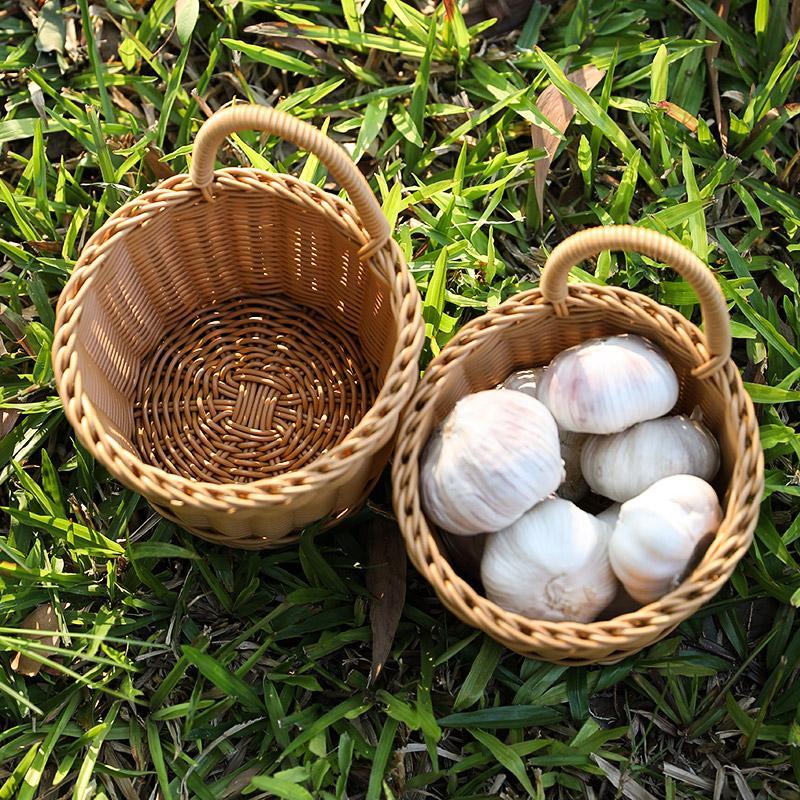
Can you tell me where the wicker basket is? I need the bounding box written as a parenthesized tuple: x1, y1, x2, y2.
(393, 226, 763, 665)
(53, 104, 424, 549)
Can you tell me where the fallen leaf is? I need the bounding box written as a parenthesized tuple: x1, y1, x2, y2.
(0, 410, 19, 440)
(28, 240, 62, 254)
(793, 0, 800, 35)
(35, 0, 65, 55)
(705, 0, 730, 151)
(28, 81, 47, 122)
(365, 517, 406, 686)
(592, 755, 659, 800)
(662, 763, 714, 790)
(143, 146, 175, 180)
(110, 87, 145, 120)
(274, 37, 341, 69)
(656, 101, 699, 133)
(531, 65, 605, 225)
(729, 767, 756, 800)
(10, 603, 60, 677)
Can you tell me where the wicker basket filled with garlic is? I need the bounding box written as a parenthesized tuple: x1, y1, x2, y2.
(392, 225, 763, 665)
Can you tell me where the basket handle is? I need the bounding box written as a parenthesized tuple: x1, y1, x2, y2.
(540, 225, 731, 377)
(190, 104, 391, 256)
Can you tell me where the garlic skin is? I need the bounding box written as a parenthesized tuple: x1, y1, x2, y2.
(501, 368, 546, 396)
(537, 335, 680, 434)
(581, 415, 720, 502)
(481, 498, 618, 622)
(500, 369, 588, 503)
(420, 390, 564, 535)
(608, 475, 722, 604)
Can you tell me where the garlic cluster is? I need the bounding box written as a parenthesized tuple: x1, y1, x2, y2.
(419, 333, 724, 624)
(501, 368, 588, 503)
(481, 498, 617, 622)
(420, 390, 563, 535)
(537, 335, 679, 434)
(581, 415, 720, 502)
(608, 475, 722, 603)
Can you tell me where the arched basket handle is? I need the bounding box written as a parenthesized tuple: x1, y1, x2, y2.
(190, 104, 391, 257)
(540, 225, 732, 377)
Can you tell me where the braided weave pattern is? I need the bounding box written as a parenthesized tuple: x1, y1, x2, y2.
(392, 227, 763, 665)
(52, 106, 425, 547)
(133, 297, 377, 484)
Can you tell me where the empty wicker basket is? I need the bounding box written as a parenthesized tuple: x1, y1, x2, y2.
(53, 104, 424, 549)
(393, 226, 764, 665)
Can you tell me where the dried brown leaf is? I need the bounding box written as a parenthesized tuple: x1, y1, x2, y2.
(366, 517, 406, 686)
(143, 146, 176, 181)
(656, 101, 699, 134)
(793, 0, 800, 35)
(531, 65, 605, 224)
(729, 767, 755, 800)
(10, 603, 60, 677)
(275, 37, 341, 69)
(442, 0, 456, 22)
(110, 87, 145, 120)
(0, 410, 19, 440)
(592, 755, 659, 800)
(662, 763, 714, 790)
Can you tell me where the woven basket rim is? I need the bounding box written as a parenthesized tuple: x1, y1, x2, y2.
(392, 283, 764, 651)
(53, 167, 424, 506)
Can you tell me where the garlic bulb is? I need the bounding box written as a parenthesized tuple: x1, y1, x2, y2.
(608, 475, 722, 604)
(501, 368, 545, 396)
(581, 415, 720, 502)
(420, 390, 564, 535)
(537, 335, 679, 434)
(596, 503, 621, 529)
(500, 368, 588, 502)
(481, 497, 618, 622)
(557, 429, 589, 502)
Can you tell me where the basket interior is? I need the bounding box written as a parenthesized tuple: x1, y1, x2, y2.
(71, 185, 398, 483)
(419, 302, 744, 606)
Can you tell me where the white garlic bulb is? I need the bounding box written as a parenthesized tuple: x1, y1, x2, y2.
(581, 415, 720, 502)
(501, 368, 545, 396)
(537, 335, 679, 434)
(500, 368, 588, 502)
(608, 474, 722, 604)
(481, 497, 618, 622)
(420, 390, 564, 535)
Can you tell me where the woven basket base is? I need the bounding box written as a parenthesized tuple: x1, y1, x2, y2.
(133, 295, 378, 485)
(150, 495, 368, 549)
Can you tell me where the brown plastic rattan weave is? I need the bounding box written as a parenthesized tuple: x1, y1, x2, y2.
(393, 226, 764, 665)
(53, 104, 424, 549)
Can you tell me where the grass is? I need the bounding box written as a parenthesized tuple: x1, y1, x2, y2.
(1, 0, 799, 797)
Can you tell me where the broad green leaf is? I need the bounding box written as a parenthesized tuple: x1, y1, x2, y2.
(221, 38, 320, 77)
(175, 0, 199, 45)
(182, 646, 263, 711)
(453, 637, 503, 711)
(536, 47, 662, 193)
(471, 729, 536, 796)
